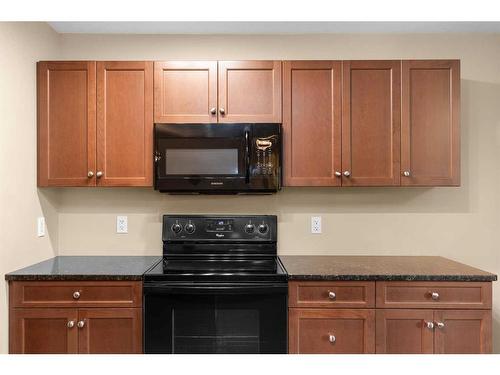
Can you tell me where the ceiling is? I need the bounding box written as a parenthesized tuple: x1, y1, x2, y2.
(48, 21, 500, 34)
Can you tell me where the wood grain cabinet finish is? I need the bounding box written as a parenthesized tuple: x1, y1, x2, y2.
(376, 281, 492, 309)
(154, 61, 218, 123)
(289, 309, 375, 354)
(289, 281, 375, 308)
(97, 61, 153, 186)
(376, 309, 434, 354)
(9, 281, 143, 354)
(37, 61, 96, 186)
(342, 60, 401, 186)
(282, 61, 342, 186)
(401, 60, 460, 186)
(218, 60, 282, 123)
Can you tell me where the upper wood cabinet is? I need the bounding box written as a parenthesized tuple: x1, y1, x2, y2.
(37, 61, 96, 186)
(97, 61, 153, 186)
(283, 61, 342, 186)
(401, 60, 460, 186)
(154, 61, 218, 123)
(342, 61, 401, 186)
(38, 61, 153, 187)
(218, 60, 282, 123)
(154, 60, 282, 124)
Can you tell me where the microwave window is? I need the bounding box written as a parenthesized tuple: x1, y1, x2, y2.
(165, 149, 239, 175)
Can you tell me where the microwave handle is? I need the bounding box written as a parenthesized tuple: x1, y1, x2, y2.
(245, 131, 250, 183)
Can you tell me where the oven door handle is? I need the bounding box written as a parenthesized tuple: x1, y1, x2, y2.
(245, 131, 250, 183)
(144, 283, 287, 295)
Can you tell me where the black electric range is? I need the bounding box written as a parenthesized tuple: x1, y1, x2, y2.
(143, 215, 288, 354)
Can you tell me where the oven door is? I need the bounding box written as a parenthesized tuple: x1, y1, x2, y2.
(154, 124, 250, 192)
(144, 282, 288, 354)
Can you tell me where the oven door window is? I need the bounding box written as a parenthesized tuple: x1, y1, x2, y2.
(144, 291, 287, 354)
(158, 138, 246, 177)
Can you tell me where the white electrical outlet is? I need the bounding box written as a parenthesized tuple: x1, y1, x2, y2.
(311, 216, 322, 234)
(116, 216, 128, 234)
(37, 217, 45, 237)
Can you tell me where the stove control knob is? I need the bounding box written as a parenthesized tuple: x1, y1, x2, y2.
(185, 223, 196, 234)
(244, 223, 255, 234)
(171, 223, 182, 234)
(258, 224, 268, 234)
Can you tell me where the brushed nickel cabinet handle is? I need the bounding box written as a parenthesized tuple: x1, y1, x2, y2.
(77, 320, 85, 328)
(67, 320, 75, 328)
(403, 170, 410, 177)
(210, 107, 217, 115)
(87, 171, 94, 178)
(219, 108, 225, 115)
(436, 321, 445, 329)
(73, 291, 81, 300)
(343, 171, 351, 177)
(328, 291, 336, 300)
(334, 171, 342, 177)
(328, 334, 336, 343)
(430, 292, 440, 300)
(96, 171, 103, 178)
(425, 321, 434, 330)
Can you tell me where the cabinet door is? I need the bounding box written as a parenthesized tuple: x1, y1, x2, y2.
(9, 308, 78, 354)
(97, 61, 153, 186)
(283, 61, 342, 186)
(154, 61, 217, 123)
(289, 309, 375, 354)
(434, 310, 492, 354)
(218, 60, 281, 123)
(401, 60, 460, 186)
(376, 309, 434, 353)
(37, 61, 96, 186)
(342, 61, 401, 186)
(78, 308, 142, 354)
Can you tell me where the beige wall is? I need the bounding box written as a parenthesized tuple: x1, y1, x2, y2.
(1, 26, 500, 353)
(0, 22, 61, 354)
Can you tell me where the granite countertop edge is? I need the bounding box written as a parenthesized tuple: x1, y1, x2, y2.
(4, 274, 145, 281)
(287, 274, 497, 282)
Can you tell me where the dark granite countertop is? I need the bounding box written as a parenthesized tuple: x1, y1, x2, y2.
(279, 256, 497, 282)
(5, 256, 161, 281)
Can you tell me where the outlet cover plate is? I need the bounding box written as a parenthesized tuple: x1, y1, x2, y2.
(116, 216, 128, 234)
(37, 217, 45, 237)
(311, 216, 322, 234)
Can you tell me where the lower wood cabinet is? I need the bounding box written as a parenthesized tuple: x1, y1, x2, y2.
(288, 281, 493, 354)
(9, 281, 143, 354)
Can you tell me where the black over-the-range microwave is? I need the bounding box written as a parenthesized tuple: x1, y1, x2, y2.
(154, 123, 282, 193)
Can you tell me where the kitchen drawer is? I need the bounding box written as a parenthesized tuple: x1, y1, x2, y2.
(376, 281, 492, 309)
(288, 308, 375, 354)
(289, 281, 375, 308)
(10, 281, 142, 308)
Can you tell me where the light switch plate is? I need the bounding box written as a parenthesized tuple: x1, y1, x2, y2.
(116, 216, 128, 234)
(37, 217, 45, 237)
(311, 216, 322, 234)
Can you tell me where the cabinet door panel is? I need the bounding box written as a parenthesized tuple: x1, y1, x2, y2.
(97, 61, 153, 186)
(218, 60, 281, 123)
(434, 310, 491, 354)
(376, 309, 434, 354)
(342, 61, 401, 186)
(401, 60, 460, 186)
(154, 61, 217, 123)
(283, 61, 342, 186)
(289, 309, 375, 354)
(38, 61, 96, 186)
(9, 308, 78, 354)
(78, 308, 142, 354)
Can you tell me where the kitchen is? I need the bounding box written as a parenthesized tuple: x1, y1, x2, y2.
(1, 5, 500, 370)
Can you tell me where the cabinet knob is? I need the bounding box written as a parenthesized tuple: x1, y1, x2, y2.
(430, 292, 440, 300)
(328, 334, 336, 343)
(334, 171, 342, 177)
(77, 320, 85, 328)
(425, 321, 434, 330)
(403, 170, 411, 177)
(72, 291, 81, 300)
(219, 108, 225, 115)
(67, 320, 75, 328)
(96, 171, 103, 178)
(343, 171, 351, 177)
(328, 291, 336, 300)
(87, 171, 94, 178)
(210, 107, 217, 115)
(435, 321, 445, 329)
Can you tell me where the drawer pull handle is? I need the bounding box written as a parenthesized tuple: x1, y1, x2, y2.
(73, 291, 81, 299)
(67, 320, 75, 328)
(328, 291, 336, 300)
(328, 334, 336, 343)
(436, 321, 445, 329)
(77, 320, 85, 328)
(430, 292, 440, 300)
(425, 321, 434, 330)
